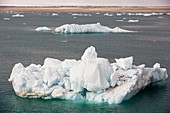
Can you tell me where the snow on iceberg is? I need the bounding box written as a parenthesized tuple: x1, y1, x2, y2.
(12, 14, 24, 18)
(35, 26, 52, 32)
(8, 46, 168, 104)
(55, 23, 136, 34)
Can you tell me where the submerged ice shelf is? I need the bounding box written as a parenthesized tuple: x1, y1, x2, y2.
(9, 46, 168, 104)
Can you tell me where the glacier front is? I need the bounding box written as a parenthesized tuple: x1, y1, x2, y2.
(55, 23, 136, 34)
(8, 46, 168, 104)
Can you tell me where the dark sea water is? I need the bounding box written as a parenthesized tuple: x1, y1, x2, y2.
(0, 11, 170, 113)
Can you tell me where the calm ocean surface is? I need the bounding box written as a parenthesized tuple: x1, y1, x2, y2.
(0, 11, 170, 113)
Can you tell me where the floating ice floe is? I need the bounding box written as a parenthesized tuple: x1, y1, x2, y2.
(12, 14, 24, 18)
(143, 13, 152, 17)
(117, 13, 122, 16)
(71, 13, 91, 16)
(126, 12, 163, 16)
(104, 13, 113, 16)
(55, 23, 135, 33)
(128, 20, 139, 23)
(52, 13, 58, 16)
(9, 46, 168, 104)
(4, 18, 10, 21)
(35, 26, 52, 32)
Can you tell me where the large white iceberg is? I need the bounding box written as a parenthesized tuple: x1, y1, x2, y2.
(9, 46, 168, 104)
(55, 23, 136, 34)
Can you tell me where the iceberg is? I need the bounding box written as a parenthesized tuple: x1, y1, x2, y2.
(52, 13, 58, 16)
(35, 26, 52, 32)
(12, 14, 24, 18)
(104, 13, 113, 16)
(71, 13, 92, 16)
(55, 23, 135, 34)
(9, 46, 168, 104)
(4, 18, 10, 21)
(128, 20, 139, 23)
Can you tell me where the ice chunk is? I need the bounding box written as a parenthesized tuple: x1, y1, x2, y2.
(55, 23, 136, 33)
(43, 58, 62, 69)
(112, 27, 135, 33)
(4, 18, 10, 21)
(70, 46, 112, 92)
(71, 13, 91, 16)
(52, 13, 58, 16)
(43, 58, 64, 87)
(35, 27, 52, 32)
(12, 14, 24, 18)
(62, 59, 80, 70)
(8, 63, 25, 82)
(153, 63, 160, 69)
(115, 56, 133, 70)
(128, 20, 139, 22)
(51, 85, 66, 98)
(104, 13, 113, 16)
(116, 20, 124, 22)
(70, 62, 85, 92)
(62, 59, 80, 76)
(83, 58, 112, 91)
(110, 72, 119, 87)
(143, 13, 151, 16)
(81, 46, 97, 62)
(70, 58, 112, 92)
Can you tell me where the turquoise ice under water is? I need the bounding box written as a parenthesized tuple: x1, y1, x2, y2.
(0, 12, 170, 113)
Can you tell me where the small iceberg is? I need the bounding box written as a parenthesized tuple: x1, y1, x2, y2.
(117, 13, 122, 16)
(167, 13, 170, 15)
(104, 13, 113, 16)
(52, 13, 58, 16)
(12, 14, 24, 18)
(128, 20, 139, 23)
(71, 13, 91, 16)
(9, 46, 168, 104)
(143, 13, 151, 17)
(35, 26, 52, 32)
(4, 18, 10, 21)
(55, 23, 136, 34)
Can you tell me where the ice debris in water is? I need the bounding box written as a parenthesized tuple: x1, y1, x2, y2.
(12, 14, 24, 18)
(128, 20, 139, 22)
(35, 26, 52, 32)
(55, 23, 136, 33)
(4, 18, 10, 21)
(9, 46, 168, 104)
(52, 13, 58, 16)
